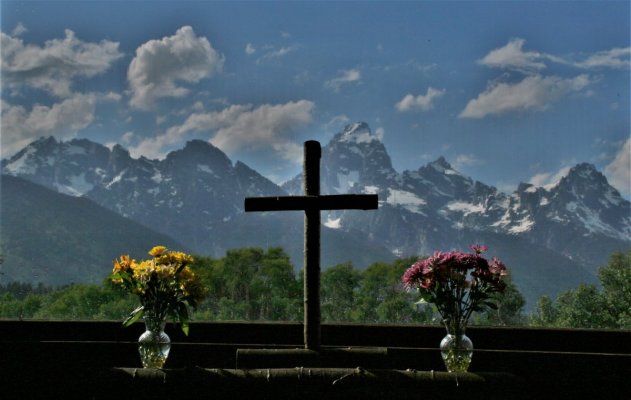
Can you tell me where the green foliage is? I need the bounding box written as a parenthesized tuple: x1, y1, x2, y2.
(353, 257, 429, 324)
(531, 251, 631, 329)
(598, 251, 631, 329)
(191, 248, 302, 321)
(472, 276, 527, 326)
(321, 262, 361, 322)
(34, 284, 137, 320)
(530, 295, 557, 327)
(0, 246, 532, 327)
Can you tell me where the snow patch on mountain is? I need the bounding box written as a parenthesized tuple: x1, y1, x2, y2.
(324, 215, 342, 229)
(508, 217, 535, 234)
(387, 188, 426, 214)
(151, 171, 163, 184)
(4, 147, 37, 175)
(335, 170, 359, 192)
(197, 164, 216, 176)
(55, 173, 94, 196)
(567, 201, 629, 240)
(106, 171, 125, 189)
(446, 201, 485, 215)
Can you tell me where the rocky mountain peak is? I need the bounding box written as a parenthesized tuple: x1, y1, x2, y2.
(111, 143, 130, 156)
(427, 156, 455, 173)
(550, 162, 622, 204)
(30, 135, 58, 150)
(561, 163, 608, 187)
(181, 139, 228, 158)
(2, 136, 56, 173)
(164, 139, 233, 172)
(335, 122, 380, 145)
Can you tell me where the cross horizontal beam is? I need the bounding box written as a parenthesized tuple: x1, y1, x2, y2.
(244, 194, 378, 212)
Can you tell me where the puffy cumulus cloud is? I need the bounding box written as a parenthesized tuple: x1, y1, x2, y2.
(604, 138, 631, 198)
(268, 141, 304, 165)
(395, 87, 445, 112)
(1, 93, 117, 157)
(459, 74, 590, 118)
(1, 28, 122, 97)
(129, 100, 315, 161)
(576, 47, 631, 70)
(325, 69, 361, 92)
(209, 101, 315, 158)
(127, 26, 224, 110)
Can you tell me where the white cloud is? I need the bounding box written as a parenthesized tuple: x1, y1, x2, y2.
(575, 47, 631, 70)
(459, 74, 590, 118)
(209, 101, 315, 157)
(395, 87, 445, 112)
(604, 138, 631, 198)
(479, 38, 549, 72)
(454, 154, 483, 169)
(325, 69, 361, 92)
(1, 93, 117, 157)
(245, 43, 256, 55)
(127, 26, 224, 110)
(129, 100, 315, 161)
(11, 22, 27, 36)
(375, 127, 385, 141)
(269, 141, 303, 164)
(121, 131, 135, 144)
(1, 29, 122, 97)
(324, 115, 350, 132)
(256, 45, 298, 64)
(480, 38, 630, 72)
(529, 166, 572, 189)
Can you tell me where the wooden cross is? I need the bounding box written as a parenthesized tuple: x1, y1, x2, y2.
(244, 140, 378, 351)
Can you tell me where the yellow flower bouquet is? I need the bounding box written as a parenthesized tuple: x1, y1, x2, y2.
(111, 246, 207, 335)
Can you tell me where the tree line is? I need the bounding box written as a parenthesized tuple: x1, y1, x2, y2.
(0, 248, 628, 329)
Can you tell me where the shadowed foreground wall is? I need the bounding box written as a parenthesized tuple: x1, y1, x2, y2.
(0, 321, 629, 399)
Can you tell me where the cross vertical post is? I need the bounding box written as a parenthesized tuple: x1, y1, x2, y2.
(244, 140, 378, 351)
(303, 140, 321, 351)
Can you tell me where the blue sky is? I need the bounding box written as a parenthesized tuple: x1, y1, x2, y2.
(1, 1, 629, 198)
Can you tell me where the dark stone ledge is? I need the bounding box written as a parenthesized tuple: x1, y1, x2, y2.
(0, 321, 629, 399)
(99, 368, 522, 400)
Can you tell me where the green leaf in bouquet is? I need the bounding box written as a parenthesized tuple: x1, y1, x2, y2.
(122, 305, 144, 327)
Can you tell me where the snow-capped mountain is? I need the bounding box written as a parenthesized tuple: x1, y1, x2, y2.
(2, 136, 286, 252)
(283, 123, 629, 266)
(3, 123, 629, 306)
(281, 123, 629, 304)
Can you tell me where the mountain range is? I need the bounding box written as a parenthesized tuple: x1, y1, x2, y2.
(2, 122, 629, 308)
